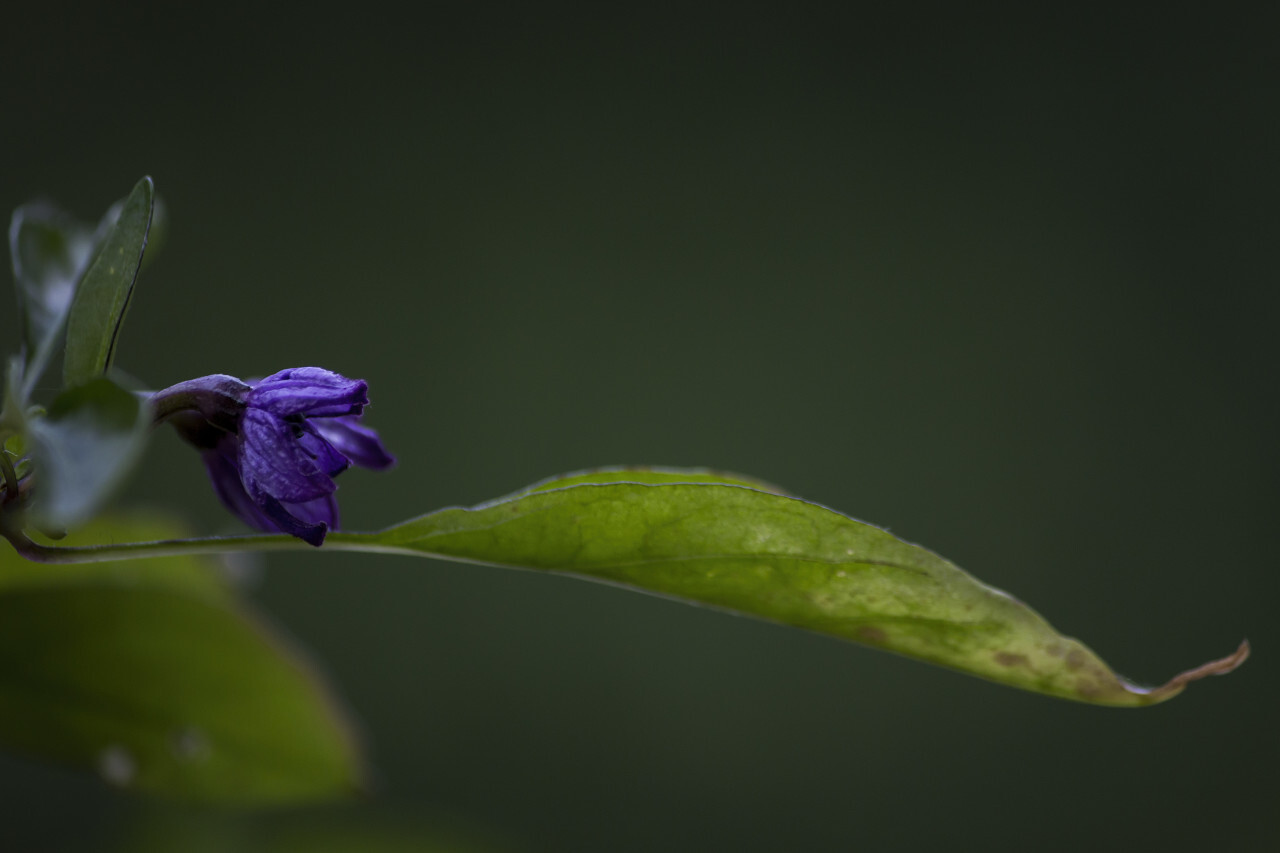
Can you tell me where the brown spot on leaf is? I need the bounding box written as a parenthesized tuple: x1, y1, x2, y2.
(856, 626, 887, 644)
(994, 652, 1029, 668)
(1075, 680, 1104, 700)
(1066, 649, 1088, 671)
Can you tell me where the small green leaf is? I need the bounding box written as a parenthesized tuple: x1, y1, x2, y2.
(0, 515, 365, 804)
(63, 177, 154, 388)
(8, 203, 98, 393)
(26, 378, 150, 528)
(333, 469, 1247, 707)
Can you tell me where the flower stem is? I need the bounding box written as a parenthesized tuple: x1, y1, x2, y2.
(148, 375, 250, 430)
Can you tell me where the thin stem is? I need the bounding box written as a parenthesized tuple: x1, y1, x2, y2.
(2, 530, 427, 564)
(7, 531, 311, 563)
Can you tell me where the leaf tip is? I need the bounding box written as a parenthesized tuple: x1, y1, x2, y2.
(1134, 639, 1250, 704)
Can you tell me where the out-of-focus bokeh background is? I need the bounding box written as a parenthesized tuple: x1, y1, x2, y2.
(2, 5, 1275, 851)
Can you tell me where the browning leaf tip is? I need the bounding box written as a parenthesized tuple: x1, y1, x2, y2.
(1138, 639, 1250, 703)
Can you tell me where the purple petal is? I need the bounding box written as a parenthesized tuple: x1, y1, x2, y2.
(249, 367, 368, 418)
(287, 492, 340, 530)
(297, 422, 352, 477)
(257, 493, 330, 546)
(312, 416, 396, 470)
(201, 436, 337, 543)
(239, 408, 339, 503)
(201, 440, 278, 533)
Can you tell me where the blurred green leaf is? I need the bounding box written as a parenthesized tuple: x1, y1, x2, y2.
(112, 808, 507, 853)
(0, 515, 365, 804)
(26, 377, 149, 528)
(8, 202, 98, 393)
(63, 176, 154, 388)
(334, 468, 1247, 707)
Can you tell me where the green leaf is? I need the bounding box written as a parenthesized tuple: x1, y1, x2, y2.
(0, 515, 365, 804)
(497, 465, 790, 498)
(332, 468, 1248, 707)
(25, 378, 150, 528)
(8, 202, 98, 394)
(63, 177, 154, 388)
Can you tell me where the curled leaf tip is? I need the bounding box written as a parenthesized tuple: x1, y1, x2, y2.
(1130, 639, 1250, 704)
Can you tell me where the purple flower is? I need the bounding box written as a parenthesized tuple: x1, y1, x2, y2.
(156, 368, 395, 546)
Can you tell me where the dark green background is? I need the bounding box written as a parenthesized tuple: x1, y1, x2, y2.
(2, 6, 1275, 851)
